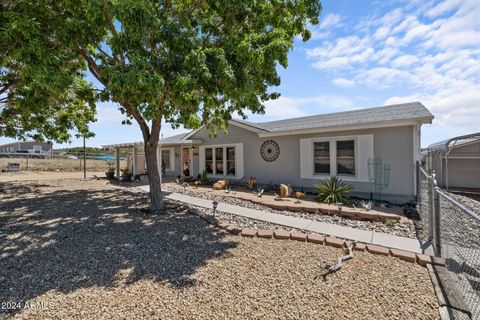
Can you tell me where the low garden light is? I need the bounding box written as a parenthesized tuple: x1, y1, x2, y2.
(212, 201, 218, 216)
(336, 203, 343, 214)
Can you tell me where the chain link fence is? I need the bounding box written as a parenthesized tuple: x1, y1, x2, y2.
(416, 162, 480, 319)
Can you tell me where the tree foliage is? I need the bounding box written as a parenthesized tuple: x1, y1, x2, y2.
(0, 2, 97, 142)
(1, 0, 321, 210)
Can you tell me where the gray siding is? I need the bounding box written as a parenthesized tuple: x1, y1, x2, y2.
(0, 141, 52, 153)
(431, 141, 480, 189)
(190, 124, 415, 203)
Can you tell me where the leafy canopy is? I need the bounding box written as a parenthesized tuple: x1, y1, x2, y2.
(2, 0, 321, 140)
(0, 2, 97, 142)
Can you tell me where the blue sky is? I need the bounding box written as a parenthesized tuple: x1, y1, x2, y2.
(2, 0, 479, 148)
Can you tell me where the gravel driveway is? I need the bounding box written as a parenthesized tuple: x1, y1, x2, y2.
(0, 178, 439, 319)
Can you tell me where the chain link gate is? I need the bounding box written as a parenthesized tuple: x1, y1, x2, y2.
(416, 162, 480, 319)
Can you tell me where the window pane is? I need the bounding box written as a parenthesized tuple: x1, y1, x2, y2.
(227, 147, 235, 176)
(314, 142, 330, 174)
(161, 150, 170, 169)
(205, 148, 213, 173)
(206, 161, 213, 174)
(227, 147, 235, 161)
(337, 159, 355, 175)
(215, 147, 223, 175)
(205, 148, 212, 160)
(336, 140, 355, 175)
(337, 140, 354, 157)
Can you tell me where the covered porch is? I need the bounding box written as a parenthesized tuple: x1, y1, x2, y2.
(103, 134, 202, 181)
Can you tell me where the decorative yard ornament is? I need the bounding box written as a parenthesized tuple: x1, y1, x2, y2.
(260, 140, 280, 162)
(368, 157, 391, 202)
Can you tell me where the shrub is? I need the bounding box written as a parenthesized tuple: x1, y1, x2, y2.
(200, 170, 211, 185)
(314, 177, 352, 204)
(120, 167, 131, 176)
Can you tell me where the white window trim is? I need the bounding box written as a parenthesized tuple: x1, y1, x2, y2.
(300, 134, 373, 182)
(199, 143, 244, 179)
(160, 147, 175, 171)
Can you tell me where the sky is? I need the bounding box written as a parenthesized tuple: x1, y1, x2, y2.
(2, 0, 479, 148)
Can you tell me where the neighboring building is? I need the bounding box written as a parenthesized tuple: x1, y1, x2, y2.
(426, 133, 480, 190)
(106, 102, 434, 203)
(0, 141, 53, 158)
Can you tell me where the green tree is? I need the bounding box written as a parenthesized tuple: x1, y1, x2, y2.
(0, 3, 97, 142)
(1, 0, 321, 211)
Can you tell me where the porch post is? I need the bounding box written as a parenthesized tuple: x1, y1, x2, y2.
(115, 147, 120, 179)
(132, 145, 137, 176)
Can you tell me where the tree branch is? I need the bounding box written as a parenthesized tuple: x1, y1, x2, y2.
(76, 46, 105, 84)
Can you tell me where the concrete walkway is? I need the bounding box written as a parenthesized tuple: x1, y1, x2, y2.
(140, 186, 432, 254)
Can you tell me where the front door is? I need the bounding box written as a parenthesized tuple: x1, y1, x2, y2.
(182, 147, 191, 176)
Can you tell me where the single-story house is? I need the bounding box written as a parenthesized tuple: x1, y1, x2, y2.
(426, 132, 480, 190)
(106, 102, 434, 203)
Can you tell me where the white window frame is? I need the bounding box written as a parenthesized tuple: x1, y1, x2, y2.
(160, 147, 175, 171)
(300, 134, 373, 182)
(199, 143, 244, 179)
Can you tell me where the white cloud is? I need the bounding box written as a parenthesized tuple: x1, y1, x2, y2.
(242, 95, 356, 122)
(305, 0, 480, 138)
(374, 27, 390, 40)
(426, 0, 463, 18)
(95, 102, 126, 125)
(391, 54, 420, 68)
(332, 78, 355, 88)
(320, 13, 342, 29)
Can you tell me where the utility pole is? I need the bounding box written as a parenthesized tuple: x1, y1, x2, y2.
(83, 135, 86, 179)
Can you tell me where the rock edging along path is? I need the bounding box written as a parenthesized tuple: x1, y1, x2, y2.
(160, 191, 433, 255)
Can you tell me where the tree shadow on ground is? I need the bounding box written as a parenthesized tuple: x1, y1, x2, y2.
(0, 181, 237, 316)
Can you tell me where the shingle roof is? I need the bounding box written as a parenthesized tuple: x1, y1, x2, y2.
(233, 102, 433, 133)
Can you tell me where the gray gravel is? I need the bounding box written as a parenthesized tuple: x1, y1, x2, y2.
(162, 183, 418, 238)
(0, 179, 440, 319)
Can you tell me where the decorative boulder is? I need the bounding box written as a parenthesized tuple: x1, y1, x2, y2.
(213, 180, 226, 190)
(280, 184, 292, 198)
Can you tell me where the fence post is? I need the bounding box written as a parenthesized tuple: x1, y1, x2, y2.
(428, 176, 434, 241)
(433, 187, 442, 257)
(416, 162, 421, 208)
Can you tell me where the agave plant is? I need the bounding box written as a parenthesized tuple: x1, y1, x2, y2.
(314, 177, 352, 204)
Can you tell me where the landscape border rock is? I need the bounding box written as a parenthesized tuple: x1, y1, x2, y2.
(193, 208, 442, 269)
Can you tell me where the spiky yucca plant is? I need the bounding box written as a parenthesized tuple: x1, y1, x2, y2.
(314, 177, 352, 204)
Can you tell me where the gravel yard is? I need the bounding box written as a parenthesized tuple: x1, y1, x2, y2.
(0, 178, 440, 319)
(162, 183, 419, 238)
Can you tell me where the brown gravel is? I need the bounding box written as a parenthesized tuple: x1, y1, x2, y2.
(0, 178, 439, 319)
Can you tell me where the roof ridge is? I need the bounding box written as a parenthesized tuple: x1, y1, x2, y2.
(251, 101, 424, 126)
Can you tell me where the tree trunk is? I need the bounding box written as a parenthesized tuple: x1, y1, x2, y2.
(144, 137, 165, 212)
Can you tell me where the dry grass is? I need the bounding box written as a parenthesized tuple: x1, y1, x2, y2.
(0, 158, 126, 172)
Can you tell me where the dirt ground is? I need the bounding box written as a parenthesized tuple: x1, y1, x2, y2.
(0, 176, 440, 319)
(0, 171, 106, 183)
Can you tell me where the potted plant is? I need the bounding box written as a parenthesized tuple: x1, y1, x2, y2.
(120, 167, 132, 182)
(105, 162, 115, 179)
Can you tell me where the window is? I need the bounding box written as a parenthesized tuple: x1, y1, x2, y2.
(201, 144, 242, 178)
(336, 140, 355, 175)
(301, 136, 369, 181)
(215, 147, 224, 175)
(226, 147, 235, 176)
(161, 149, 171, 170)
(314, 141, 330, 174)
(205, 148, 213, 173)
